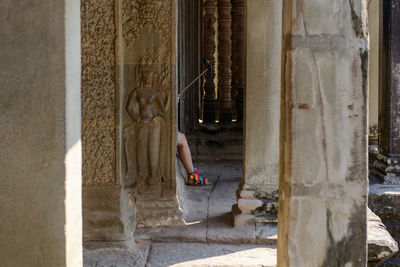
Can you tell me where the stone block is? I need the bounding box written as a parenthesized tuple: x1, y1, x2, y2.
(240, 190, 255, 199)
(83, 186, 135, 245)
(369, 184, 400, 243)
(238, 198, 263, 213)
(234, 214, 256, 227)
(367, 208, 398, 264)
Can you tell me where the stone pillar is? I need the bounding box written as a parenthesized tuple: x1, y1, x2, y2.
(120, 0, 181, 228)
(202, 0, 217, 123)
(231, 0, 245, 123)
(278, 0, 368, 266)
(81, 0, 135, 248)
(218, 0, 233, 124)
(367, 0, 379, 176)
(371, 0, 400, 184)
(232, 0, 282, 226)
(368, 0, 379, 131)
(0, 0, 82, 266)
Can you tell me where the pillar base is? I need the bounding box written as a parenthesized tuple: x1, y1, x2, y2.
(135, 201, 183, 228)
(219, 111, 233, 124)
(83, 186, 135, 244)
(129, 187, 183, 228)
(203, 100, 216, 123)
(371, 152, 400, 184)
(232, 187, 278, 226)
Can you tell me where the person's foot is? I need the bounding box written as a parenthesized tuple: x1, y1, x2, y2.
(187, 168, 212, 186)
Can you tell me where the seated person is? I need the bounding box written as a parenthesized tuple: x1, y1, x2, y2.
(177, 131, 211, 186)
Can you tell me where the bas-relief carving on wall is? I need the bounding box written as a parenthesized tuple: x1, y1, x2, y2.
(121, 0, 174, 196)
(124, 58, 170, 193)
(81, 0, 117, 185)
(122, 0, 172, 47)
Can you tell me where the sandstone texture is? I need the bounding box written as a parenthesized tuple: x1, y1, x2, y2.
(0, 0, 82, 265)
(367, 208, 398, 264)
(369, 184, 400, 265)
(278, 0, 369, 265)
(136, 162, 277, 245)
(84, 243, 277, 267)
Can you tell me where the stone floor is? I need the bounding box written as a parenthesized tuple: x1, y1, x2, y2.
(84, 162, 278, 266)
(135, 162, 277, 245)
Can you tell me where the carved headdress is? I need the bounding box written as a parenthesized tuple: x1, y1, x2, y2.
(137, 43, 170, 90)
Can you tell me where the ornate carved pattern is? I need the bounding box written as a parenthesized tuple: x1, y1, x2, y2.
(202, 0, 217, 123)
(122, 0, 173, 47)
(231, 0, 245, 123)
(218, 0, 233, 123)
(81, 0, 117, 185)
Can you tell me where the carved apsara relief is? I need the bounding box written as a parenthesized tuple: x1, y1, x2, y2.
(81, 0, 117, 185)
(121, 1, 175, 195)
(124, 51, 170, 191)
(123, 45, 173, 193)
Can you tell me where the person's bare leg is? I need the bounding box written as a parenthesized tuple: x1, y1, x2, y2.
(178, 132, 195, 175)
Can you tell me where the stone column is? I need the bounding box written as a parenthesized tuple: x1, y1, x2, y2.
(202, 0, 217, 123)
(368, 0, 379, 131)
(278, 0, 368, 266)
(0, 0, 82, 266)
(371, 0, 400, 184)
(218, 0, 233, 124)
(232, 0, 282, 226)
(81, 0, 135, 248)
(231, 0, 245, 123)
(120, 0, 181, 228)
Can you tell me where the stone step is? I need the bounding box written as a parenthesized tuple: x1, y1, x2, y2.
(145, 242, 277, 267)
(84, 242, 277, 267)
(134, 222, 277, 246)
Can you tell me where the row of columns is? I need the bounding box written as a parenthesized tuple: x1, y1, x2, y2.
(202, 0, 245, 124)
(232, 0, 369, 265)
(0, 0, 370, 265)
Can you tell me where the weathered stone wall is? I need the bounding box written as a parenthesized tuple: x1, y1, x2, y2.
(118, 0, 180, 227)
(278, 0, 369, 265)
(81, 0, 134, 246)
(81, 0, 117, 186)
(0, 0, 82, 265)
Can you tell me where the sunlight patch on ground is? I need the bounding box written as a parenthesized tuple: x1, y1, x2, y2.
(167, 248, 276, 267)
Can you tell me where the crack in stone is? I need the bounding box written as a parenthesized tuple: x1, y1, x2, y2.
(206, 174, 221, 244)
(144, 243, 152, 267)
(298, 0, 330, 198)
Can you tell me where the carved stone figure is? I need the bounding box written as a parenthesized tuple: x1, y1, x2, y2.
(123, 64, 170, 192)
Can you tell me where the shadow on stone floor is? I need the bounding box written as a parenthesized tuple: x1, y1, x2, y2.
(135, 161, 277, 245)
(84, 137, 278, 266)
(84, 242, 277, 267)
